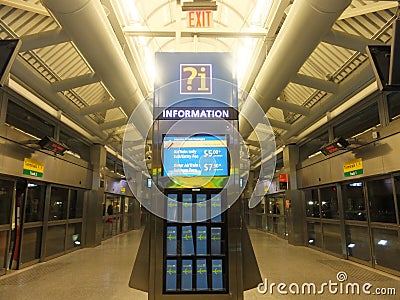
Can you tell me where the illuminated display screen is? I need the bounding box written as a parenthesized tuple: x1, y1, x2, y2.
(320, 137, 349, 156)
(162, 135, 229, 177)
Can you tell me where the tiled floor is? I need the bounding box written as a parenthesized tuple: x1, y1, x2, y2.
(0, 228, 399, 299)
(245, 230, 400, 299)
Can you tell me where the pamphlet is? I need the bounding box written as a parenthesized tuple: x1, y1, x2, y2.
(181, 226, 194, 255)
(165, 259, 177, 291)
(167, 194, 178, 222)
(166, 226, 177, 256)
(196, 259, 208, 291)
(211, 259, 223, 290)
(196, 226, 207, 255)
(182, 194, 192, 222)
(181, 259, 193, 291)
(210, 194, 221, 222)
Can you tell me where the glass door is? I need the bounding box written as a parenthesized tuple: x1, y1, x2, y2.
(0, 178, 14, 275)
(342, 181, 372, 265)
(19, 180, 46, 267)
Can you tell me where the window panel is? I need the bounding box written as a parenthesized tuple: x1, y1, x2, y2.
(69, 189, 84, 219)
(45, 225, 65, 257)
(20, 227, 42, 263)
(6, 101, 54, 139)
(320, 186, 339, 219)
(305, 189, 319, 218)
(342, 182, 366, 221)
(307, 222, 322, 248)
(299, 132, 329, 160)
(25, 183, 45, 223)
(394, 176, 400, 224)
(59, 130, 90, 161)
(49, 187, 68, 221)
(372, 228, 400, 271)
(0, 179, 13, 225)
(387, 92, 400, 121)
(367, 178, 396, 223)
(333, 102, 379, 140)
(66, 223, 82, 250)
(345, 225, 371, 262)
(323, 223, 342, 255)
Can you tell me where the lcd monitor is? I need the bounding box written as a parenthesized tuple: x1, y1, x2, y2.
(162, 134, 229, 177)
(0, 39, 21, 86)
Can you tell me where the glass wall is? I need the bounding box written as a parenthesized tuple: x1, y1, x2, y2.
(323, 223, 342, 254)
(304, 175, 400, 275)
(305, 185, 342, 255)
(0, 179, 13, 275)
(320, 186, 339, 219)
(48, 186, 68, 221)
(367, 178, 396, 223)
(305, 189, 319, 218)
(345, 225, 371, 262)
(342, 182, 366, 221)
(307, 221, 322, 248)
(248, 193, 288, 239)
(372, 228, 400, 271)
(44, 185, 85, 259)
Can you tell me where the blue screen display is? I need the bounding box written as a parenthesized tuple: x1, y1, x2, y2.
(162, 135, 229, 177)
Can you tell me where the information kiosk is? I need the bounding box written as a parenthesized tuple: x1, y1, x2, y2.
(130, 52, 260, 300)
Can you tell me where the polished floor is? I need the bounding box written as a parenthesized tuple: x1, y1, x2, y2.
(0, 229, 399, 299)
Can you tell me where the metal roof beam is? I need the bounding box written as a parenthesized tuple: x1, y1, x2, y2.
(42, 0, 152, 139)
(272, 99, 311, 116)
(79, 100, 120, 115)
(268, 118, 291, 130)
(99, 118, 128, 130)
(248, 148, 260, 156)
(51, 73, 100, 92)
(240, 0, 352, 139)
(282, 62, 375, 141)
(123, 27, 267, 38)
(11, 56, 108, 140)
(322, 29, 385, 54)
(20, 29, 70, 52)
(339, 1, 398, 20)
(291, 73, 339, 94)
(0, 0, 50, 16)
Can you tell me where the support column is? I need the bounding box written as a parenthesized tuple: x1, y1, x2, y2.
(283, 144, 305, 246)
(0, 91, 7, 127)
(85, 144, 106, 247)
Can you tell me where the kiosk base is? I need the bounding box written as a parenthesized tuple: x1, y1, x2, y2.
(129, 198, 261, 299)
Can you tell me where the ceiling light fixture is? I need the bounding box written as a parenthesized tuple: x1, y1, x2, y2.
(181, 0, 218, 11)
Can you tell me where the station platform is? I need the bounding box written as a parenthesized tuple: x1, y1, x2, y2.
(0, 229, 399, 300)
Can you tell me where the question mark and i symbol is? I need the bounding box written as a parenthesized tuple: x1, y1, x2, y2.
(182, 66, 210, 92)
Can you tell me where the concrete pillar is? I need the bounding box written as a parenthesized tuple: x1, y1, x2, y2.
(85, 144, 106, 247)
(283, 144, 305, 246)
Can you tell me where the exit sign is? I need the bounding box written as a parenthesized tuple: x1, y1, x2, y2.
(187, 10, 213, 28)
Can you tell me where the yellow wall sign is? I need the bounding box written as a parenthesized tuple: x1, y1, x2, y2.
(343, 158, 363, 177)
(23, 158, 44, 178)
